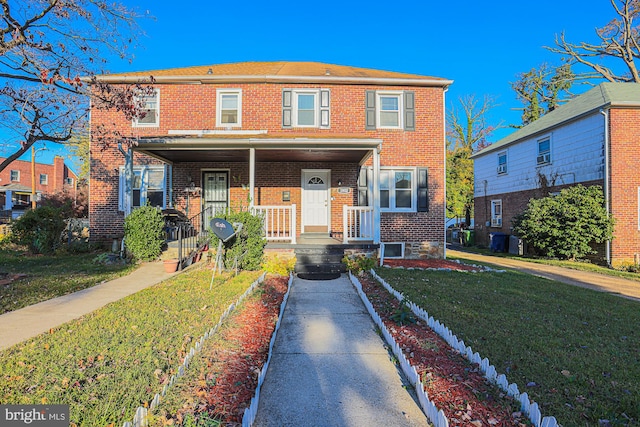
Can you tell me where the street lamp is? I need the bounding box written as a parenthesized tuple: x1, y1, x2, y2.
(31, 146, 47, 209)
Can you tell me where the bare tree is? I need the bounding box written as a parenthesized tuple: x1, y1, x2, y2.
(547, 0, 640, 82)
(0, 0, 151, 173)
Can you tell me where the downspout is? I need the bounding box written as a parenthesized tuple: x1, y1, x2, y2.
(600, 109, 611, 266)
(118, 143, 133, 217)
(443, 87, 449, 258)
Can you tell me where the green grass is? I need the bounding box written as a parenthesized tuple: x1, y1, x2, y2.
(0, 267, 261, 427)
(374, 267, 640, 427)
(0, 247, 137, 314)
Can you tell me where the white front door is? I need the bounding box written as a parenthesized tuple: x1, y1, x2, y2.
(302, 170, 330, 233)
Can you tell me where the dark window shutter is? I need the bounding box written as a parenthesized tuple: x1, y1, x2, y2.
(357, 167, 372, 206)
(365, 90, 376, 130)
(417, 167, 428, 212)
(320, 89, 330, 128)
(282, 89, 292, 128)
(404, 91, 415, 131)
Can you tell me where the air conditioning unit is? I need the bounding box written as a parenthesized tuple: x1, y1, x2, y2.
(537, 153, 550, 164)
(497, 165, 506, 174)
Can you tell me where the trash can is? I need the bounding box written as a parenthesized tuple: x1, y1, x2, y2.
(462, 230, 475, 247)
(489, 232, 508, 252)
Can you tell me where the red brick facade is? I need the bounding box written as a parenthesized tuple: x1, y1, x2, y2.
(89, 63, 449, 257)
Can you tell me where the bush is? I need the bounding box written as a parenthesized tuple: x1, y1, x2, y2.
(210, 210, 265, 271)
(343, 254, 376, 274)
(262, 254, 296, 276)
(123, 206, 165, 261)
(10, 206, 67, 254)
(512, 185, 614, 260)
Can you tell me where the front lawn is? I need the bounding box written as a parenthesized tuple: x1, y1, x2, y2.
(0, 267, 262, 427)
(0, 247, 136, 314)
(375, 266, 639, 426)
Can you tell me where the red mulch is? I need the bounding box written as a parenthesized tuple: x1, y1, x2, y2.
(383, 258, 481, 272)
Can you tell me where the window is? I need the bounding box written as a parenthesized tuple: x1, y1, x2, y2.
(537, 137, 551, 165)
(133, 90, 159, 127)
(382, 243, 404, 259)
(380, 169, 415, 211)
(10, 170, 19, 182)
(119, 165, 166, 210)
(216, 89, 242, 127)
(65, 177, 74, 185)
(497, 151, 507, 175)
(282, 89, 330, 128)
(491, 200, 502, 227)
(365, 90, 415, 131)
(39, 174, 48, 185)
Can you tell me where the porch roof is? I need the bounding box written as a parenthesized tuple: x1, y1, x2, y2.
(133, 133, 382, 164)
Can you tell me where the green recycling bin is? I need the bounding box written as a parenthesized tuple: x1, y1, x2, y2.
(462, 230, 475, 246)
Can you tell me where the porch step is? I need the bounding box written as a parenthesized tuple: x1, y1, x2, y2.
(294, 246, 346, 280)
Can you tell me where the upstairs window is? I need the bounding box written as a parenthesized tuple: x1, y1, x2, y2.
(133, 89, 159, 127)
(537, 137, 551, 165)
(217, 89, 242, 127)
(365, 90, 415, 131)
(491, 199, 502, 227)
(39, 174, 48, 185)
(65, 177, 74, 185)
(282, 89, 330, 129)
(10, 170, 19, 182)
(497, 151, 507, 175)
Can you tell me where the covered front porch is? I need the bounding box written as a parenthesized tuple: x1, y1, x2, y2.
(120, 133, 385, 247)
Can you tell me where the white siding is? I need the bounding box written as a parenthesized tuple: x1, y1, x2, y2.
(474, 113, 605, 197)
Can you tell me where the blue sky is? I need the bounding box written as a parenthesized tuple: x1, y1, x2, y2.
(1, 0, 619, 168)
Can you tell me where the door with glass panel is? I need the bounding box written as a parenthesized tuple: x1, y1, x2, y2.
(202, 172, 228, 230)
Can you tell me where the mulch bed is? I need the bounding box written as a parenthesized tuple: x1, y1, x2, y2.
(382, 258, 481, 272)
(159, 260, 528, 426)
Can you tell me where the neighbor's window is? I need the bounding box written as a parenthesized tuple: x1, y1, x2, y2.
(491, 199, 502, 227)
(217, 89, 242, 127)
(537, 137, 551, 165)
(10, 170, 19, 182)
(380, 169, 415, 211)
(497, 151, 507, 175)
(133, 89, 159, 127)
(39, 174, 48, 185)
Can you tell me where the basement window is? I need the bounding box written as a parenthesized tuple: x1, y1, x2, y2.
(382, 242, 404, 259)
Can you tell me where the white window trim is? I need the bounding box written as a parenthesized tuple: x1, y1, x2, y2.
(40, 174, 48, 185)
(118, 165, 167, 210)
(216, 88, 242, 128)
(497, 151, 507, 175)
(491, 199, 503, 227)
(536, 135, 551, 165)
(10, 170, 19, 182)
(382, 242, 405, 259)
(133, 89, 160, 128)
(379, 167, 417, 212)
(293, 90, 319, 128)
(376, 91, 403, 129)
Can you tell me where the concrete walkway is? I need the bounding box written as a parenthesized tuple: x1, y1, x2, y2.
(0, 261, 175, 351)
(254, 275, 429, 427)
(447, 247, 640, 301)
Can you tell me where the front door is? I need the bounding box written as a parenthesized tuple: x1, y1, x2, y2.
(302, 170, 330, 233)
(203, 171, 228, 229)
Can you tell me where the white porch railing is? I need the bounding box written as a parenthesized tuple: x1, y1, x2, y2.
(252, 204, 297, 244)
(343, 206, 374, 243)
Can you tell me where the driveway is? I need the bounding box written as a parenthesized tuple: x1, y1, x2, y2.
(446, 246, 640, 302)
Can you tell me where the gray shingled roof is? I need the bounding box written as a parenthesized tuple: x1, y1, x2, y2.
(472, 82, 640, 158)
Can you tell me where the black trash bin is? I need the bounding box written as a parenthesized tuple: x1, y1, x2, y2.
(489, 232, 508, 252)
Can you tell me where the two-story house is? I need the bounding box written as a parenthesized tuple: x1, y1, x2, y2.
(472, 82, 640, 267)
(89, 61, 452, 263)
(0, 155, 78, 217)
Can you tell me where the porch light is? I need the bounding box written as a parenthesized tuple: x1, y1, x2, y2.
(337, 179, 343, 186)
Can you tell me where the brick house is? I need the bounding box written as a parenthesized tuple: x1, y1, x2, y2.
(0, 155, 78, 215)
(472, 82, 640, 267)
(89, 61, 452, 261)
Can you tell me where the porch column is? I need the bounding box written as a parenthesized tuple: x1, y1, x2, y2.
(118, 143, 133, 216)
(249, 148, 255, 208)
(372, 145, 381, 244)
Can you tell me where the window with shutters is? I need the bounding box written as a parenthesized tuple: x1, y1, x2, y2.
(358, 166, 428, 212)
(118, 165, 166, 210)
(216, 89, 242, 127)
(282, 89, 330, 128)
(133, 89, 159, 127)
(365, 90, 415, 130)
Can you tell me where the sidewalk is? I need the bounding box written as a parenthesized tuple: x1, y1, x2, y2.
(254, 275, 429, 427)
(447, 247, 640, 301)
(0, 261, 175, 351)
